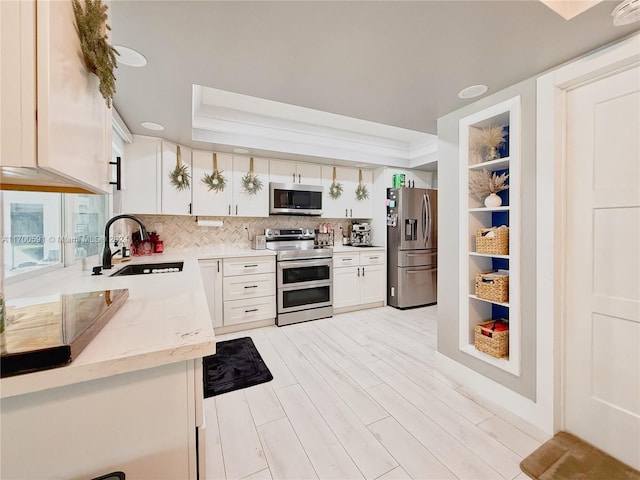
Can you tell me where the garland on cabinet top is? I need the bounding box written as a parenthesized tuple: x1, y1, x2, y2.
(201, 153, 227, 192)
(72, 0, 118, 107)
(355, 169, 369, 201)
(169, 145, 191, 191)
(329, 166, 343, 199)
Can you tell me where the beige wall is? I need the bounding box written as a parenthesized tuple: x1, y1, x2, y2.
(437, 77, 538, 400)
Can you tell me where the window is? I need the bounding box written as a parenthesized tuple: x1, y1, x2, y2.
(2, 192, 62, 278)
(2, 191, 109, 280)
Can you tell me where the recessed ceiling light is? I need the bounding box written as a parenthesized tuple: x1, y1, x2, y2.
(114, 45, 148, 67)
(141, 122, 164, 131)
(612, 0, 640, 25)
(233, 148, 250, 154)
(458, 84, 489, 99)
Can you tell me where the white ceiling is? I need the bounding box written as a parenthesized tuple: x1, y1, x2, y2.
(110, 0, 638, 161)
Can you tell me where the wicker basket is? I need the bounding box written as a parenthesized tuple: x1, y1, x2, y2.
(475, 320, 509, 358)
(476, 227, 509, 255)
(475, 270, 509, 303)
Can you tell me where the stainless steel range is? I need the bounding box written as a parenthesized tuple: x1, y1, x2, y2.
(265, 228, 333, 326)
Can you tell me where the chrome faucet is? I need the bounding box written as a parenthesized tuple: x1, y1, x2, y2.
(102, 214, 149, 269)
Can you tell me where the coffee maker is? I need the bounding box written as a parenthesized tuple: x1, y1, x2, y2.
(350, 223, 372, 246)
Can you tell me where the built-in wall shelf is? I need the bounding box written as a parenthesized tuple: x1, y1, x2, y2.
(469, 294, 510, 308)
(458, 96, 521, 376)
(469, 206, 510, 212)
(468, 157, 511, 172)
(469, 252, 509, 259)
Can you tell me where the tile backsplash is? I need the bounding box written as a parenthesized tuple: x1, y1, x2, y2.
(137, 215, 354, 250)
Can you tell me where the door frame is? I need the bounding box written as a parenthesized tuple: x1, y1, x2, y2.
(536, 33, 640, 434)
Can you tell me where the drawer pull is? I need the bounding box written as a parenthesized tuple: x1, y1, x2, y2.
(245, 308, 259, 313)
(244, 264, 258, 268)
(244, 285, 258, 289)
(341, 258, 353, 262)
(369, 256, 379, 260)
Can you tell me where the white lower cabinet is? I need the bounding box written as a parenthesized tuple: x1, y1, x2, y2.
(200, 256, 276, 331)
(199, 259, 223, 328)
(0, 361, 201, 479)
(333, 250, 386, 312)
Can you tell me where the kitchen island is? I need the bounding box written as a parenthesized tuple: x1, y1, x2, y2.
(0, 249, 272, 480)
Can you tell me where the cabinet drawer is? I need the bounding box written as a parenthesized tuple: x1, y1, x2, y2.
(359, 251, 385, 266)
(333, 253, 358, 267)
(223, 256, 275, 276)
(223, 296, 276, 326)
(223, 273, 275, 301)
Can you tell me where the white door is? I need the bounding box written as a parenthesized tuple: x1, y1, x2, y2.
(333, 266, 360, 308)
(360, 263, 385, 304)
(192, 151, 233, 216)
(564, 65, 640, 469)
(161, 141, 192, 216)
(232, 156, 269, 217)
(269, 159, 296, 184)
(321, 165, 347, 218)
(296, 162, 321, 185)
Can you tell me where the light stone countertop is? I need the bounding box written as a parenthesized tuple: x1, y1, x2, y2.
(1, 248, 276, 399)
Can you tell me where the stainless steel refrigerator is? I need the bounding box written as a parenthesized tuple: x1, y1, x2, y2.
(387, 187, 437, 308)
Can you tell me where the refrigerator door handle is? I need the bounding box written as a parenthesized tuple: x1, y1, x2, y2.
(425, 193, 432, 247)
(421, 194, 428, 246)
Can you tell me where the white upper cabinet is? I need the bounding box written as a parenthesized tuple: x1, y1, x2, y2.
(321, 165, 373, 219)
(0, 0, 111, 194)
(233, 156, 269, 217)
(192, 151, 233, 216)
(269, 159, 321, 185)
(119, 135, 161, 215)
(161, 141, 192, 216)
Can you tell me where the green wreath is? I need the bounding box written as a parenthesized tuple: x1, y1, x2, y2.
(72, 0, 119, 107)
(329, 182, 343, 199)
(355, 184, 369, 201)
(241, 173, 263, 195)
(169, 145, 190, 191)
(202, 170, 226, 192)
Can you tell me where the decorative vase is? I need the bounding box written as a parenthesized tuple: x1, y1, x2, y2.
(485, 146, 500, 161)
(484, 193, 502, 208)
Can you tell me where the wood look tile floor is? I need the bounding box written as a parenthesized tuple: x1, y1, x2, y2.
(205, 306, 548, 480)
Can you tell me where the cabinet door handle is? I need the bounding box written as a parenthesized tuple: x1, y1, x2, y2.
(244, 285, 258, 289)
(350, 209, 353, 217)
(235, 205, 238, 215)
(357, 267, 360, 277)
(298, 173, 301, 183)
(362, 267, 365, 277)
(245, 308, 259, 313)
(109, 157, 121, 190)
(293, 173, 296, 182)
(345, 208, 348, 217)
(228, 204, 231, 215)
(244, 264, 258, 268)
(217, 260, 220, 273)
(189, 203, 192, 215)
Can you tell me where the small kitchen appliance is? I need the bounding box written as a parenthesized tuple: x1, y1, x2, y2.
(350, 223, 372, 247)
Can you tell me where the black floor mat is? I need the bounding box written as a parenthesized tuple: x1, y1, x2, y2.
(203, 337, 273, 398)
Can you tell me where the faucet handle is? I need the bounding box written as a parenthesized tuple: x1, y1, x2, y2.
(92, 266, 103, 276)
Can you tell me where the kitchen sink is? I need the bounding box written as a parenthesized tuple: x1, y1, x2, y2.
(109, 261, 184, 277)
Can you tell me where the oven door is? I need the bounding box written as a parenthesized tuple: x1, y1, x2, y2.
(277, 281, 332, 314)
(277, 258, 332, 288)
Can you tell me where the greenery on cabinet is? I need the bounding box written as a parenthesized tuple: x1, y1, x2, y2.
(329, 167, 343, 199)
(169, 145, 190, 191)
(201, 153, 227, 192)
(72, 0, 118, 107)
(355, 169, 369, 201)
(241, 157, 263, 195)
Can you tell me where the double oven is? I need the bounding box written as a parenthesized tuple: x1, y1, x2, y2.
(266, 229, 333, 326)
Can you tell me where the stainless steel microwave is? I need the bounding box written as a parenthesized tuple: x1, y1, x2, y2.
(269, 183, 323, 216)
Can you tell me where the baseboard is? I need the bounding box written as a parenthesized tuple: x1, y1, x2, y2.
(214, 318, 275, 335)
(434, 351, 554, 434)
(334, 301, 384, 315)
